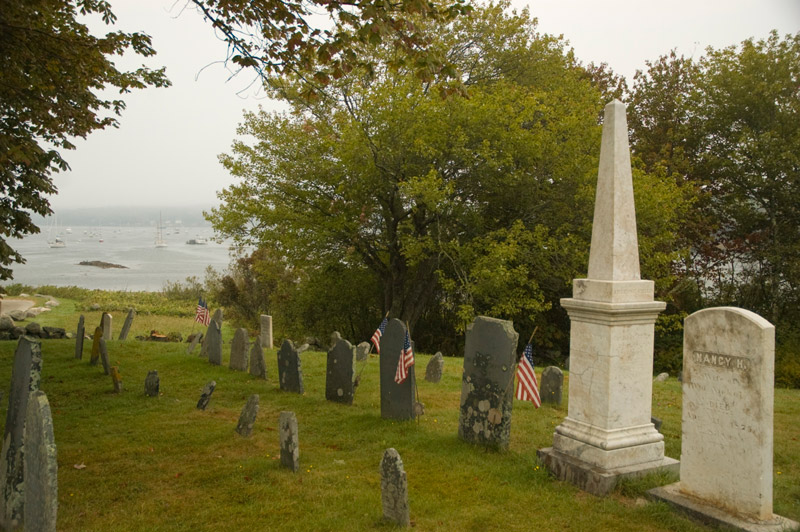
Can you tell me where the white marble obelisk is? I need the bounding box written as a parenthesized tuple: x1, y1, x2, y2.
(538, 100, 678, 495)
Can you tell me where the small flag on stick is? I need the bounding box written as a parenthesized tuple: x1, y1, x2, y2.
(394, 328, 414, 384)
(195, 297, 211, 326)
(371, 316, 388, 354)
(515, 342, 541, 407)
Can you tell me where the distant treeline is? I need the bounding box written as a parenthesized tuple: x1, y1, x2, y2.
(35, 205, 214, 227)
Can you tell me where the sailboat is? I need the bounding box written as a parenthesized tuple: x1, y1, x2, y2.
(155, 213, 168, 248)
(47, 215, 66, 248)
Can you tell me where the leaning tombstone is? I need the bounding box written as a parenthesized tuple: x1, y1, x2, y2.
(187, 332, 203, 355)
(0, 336, 42, 529)
(260, 315, 273, 349)
(118, 309, 135, 340)
(248, 338, 267, 380)
(380, 448, 410, 528)
(458, 316, 518, 450)
(235, 395, 259, 437)
(424, 352, 444, 383)
(229, 328, 249, 372)
(23, 391, 57, 532)
(110, 367, 123, 393)
(540, 366, 564, 406)
(279, 411, 299, 472)
(379, 319, 416, 420)
(196, 381, 216, 410)
(326, 338, 355, 405)
(356, 341, 371, 362)
(277, 339, 304, 394)
(101, 312, 112, 341)
(649, 307, 798, 531)
(98, 338, 111, 376)
(538, 101, 677, 495)
(144, 371, 160, 397)
(206, 320, 222, 366)
(74, 315, 85, 360)
(89, 326, 103, 366)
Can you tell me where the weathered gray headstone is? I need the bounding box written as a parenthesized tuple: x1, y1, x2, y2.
(206, 320, 222, 366)
(260, 314, 273, 349)
(144, 370, 159, 397)
(277, 339, 304, 394)
(380, 448, 410, 527)
(379, 319, 415, 420)
(279, 411, 299, 472)
(329, 331, 341, 348)
(649, 307, 798, 531)
(198, 333, 208, 358)
(98, 339, 111, 376)
(356, 341, 371, 362)
(23, 391, 57, 532)
(248, 338, 267, 380)
(540, 366, 564, 406)
(211, 308, 223, 327)
(0, 336, 42, 529)
(325, 338, 355, 405)
(424, 352, 444, 383)
(110, 366, 123, 393)
(118, 309, 135, 340)
(101, 312, 112, 341)
(654, 372, 669, 382)
(196, 381, 216, 410)
(89, 326, 103, 366)
(74, 315, 85, 360)
(229, 328, 249, 372)
(458, 316, 518, 450)
(235, 394, 259, 437)
(187, 332, 203, 355)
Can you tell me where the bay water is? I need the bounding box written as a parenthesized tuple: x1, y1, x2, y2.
(5, 226, 235, 292)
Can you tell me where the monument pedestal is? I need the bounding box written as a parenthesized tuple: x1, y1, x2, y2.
(649, 483, 799, 532)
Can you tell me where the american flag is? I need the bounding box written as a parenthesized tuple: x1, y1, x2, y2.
(515, 342, 541, 407)
(371, 316, 388, 354)
(394, 328, 414, 384)
(194, 297, 211, 326)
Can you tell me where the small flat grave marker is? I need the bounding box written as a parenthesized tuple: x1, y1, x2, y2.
(380, 448, 410, 527)
(144, 371, 159, 397)
(540, 366, 564, 406)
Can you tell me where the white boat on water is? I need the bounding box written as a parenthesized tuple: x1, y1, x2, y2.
(48, 236, 66, 249)
(186, 238, 208, 245)
(155, 214, 168, 248)
(47, 215, 66, 248)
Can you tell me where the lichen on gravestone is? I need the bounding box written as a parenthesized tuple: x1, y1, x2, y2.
(425, 352, 444, 383)
(279, 411, 299, 472)
(23, 391, 57, 532)
(380, 448, 410, 527)
(235, 395, 259, 437)
(110, 366, 123, 393)
(89, 326, 103, 366)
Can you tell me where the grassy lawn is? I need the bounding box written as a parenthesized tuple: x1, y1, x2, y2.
(0, 297, 798, 531)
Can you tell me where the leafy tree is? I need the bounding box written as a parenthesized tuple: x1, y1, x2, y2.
(190, 0, 471, 95)
(210, 2, 688, 350)
(0, 0, 170, 280)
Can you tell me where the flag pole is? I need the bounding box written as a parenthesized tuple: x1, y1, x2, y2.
(408, 320, 422, 425)
(353, 311, 390, 398)
(507, 326, 538, 396)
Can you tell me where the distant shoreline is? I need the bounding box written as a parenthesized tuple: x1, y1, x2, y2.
(78, 260, 128, 269)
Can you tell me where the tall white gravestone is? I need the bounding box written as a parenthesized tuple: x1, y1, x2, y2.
(538, 100, 678, 495)
(260, 315, 273, 350)
(649, 308, 798, 532)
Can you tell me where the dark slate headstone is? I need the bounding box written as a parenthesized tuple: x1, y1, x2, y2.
(235, 395, 259, 437)
(187, 332, 203, 355)
(380, 448, 410, 527)
(0, 336, 42, 529)
(379, 319, 416, 421)
(425, 352, 444, 383)
(458, 316, 518, 450)
(356, 341, 371, 362)
(118, 309, 135, 340)
(279, 411, 299, 472)
(110, 367, 123, 393)
(325, 338, 355, 405)
(99, 338, 111, 376)
(229, 328, 249, 372)
(206, 320, 222, 366)
(74, 315, 85, 360)
(89, 326, 103, 366)
(144, 371, 159, 397)
(249, 338, 267, 380)
(23, 391, 57, 532)
(277, 339, 304, 394)
(540, 366, 564, 406)
(196, 381, 216, 410)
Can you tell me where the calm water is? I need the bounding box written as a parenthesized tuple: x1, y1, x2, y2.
(5, 226, 235, 291)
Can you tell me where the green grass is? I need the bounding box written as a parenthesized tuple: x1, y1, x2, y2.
(0, 297, 798, 531)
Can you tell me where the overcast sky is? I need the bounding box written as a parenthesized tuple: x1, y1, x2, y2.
(48, 0, 799, 211)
